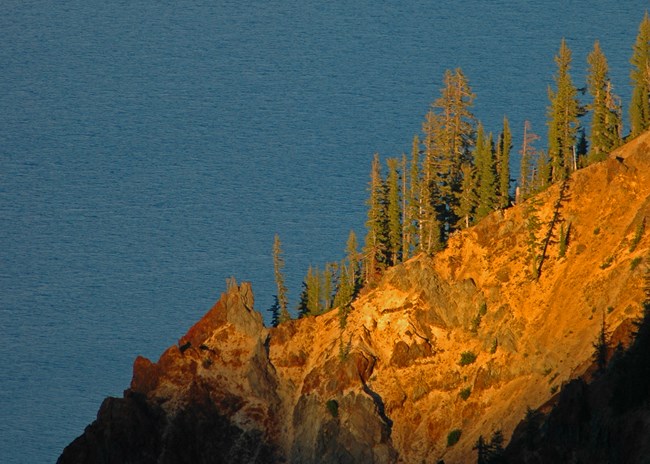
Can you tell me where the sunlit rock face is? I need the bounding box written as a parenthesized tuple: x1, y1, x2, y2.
(60, 133, 650, 463)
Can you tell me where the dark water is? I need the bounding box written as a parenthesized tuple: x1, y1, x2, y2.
(0, 1, 646, 462)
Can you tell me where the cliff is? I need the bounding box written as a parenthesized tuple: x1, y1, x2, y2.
(59, 133, 650, 463)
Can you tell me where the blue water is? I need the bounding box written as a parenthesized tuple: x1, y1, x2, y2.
(1, 1, 646, 462)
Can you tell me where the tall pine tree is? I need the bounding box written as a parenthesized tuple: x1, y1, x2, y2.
(456, 162, 477, 228)
(422, 68, 476, 242)
(405, 135, 421, 258)
(420, 111, 442, 254)
(363, 153, 389, 283)
(497, 116, 512, 208)
(519, 120, 540, 201)
(386, 157, 402, 265)
(587, 40, 622, 162)
(334, 230, 360, 309)
(547, 39, 581, 181)
(629, 11, 650, 138)
(475, 123, 497, 220)
(272, 234, 291, 325)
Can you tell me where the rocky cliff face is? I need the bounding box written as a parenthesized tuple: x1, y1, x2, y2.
(59, 134, 650, 463)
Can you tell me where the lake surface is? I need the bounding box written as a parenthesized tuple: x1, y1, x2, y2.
(0, 1, 646, 462)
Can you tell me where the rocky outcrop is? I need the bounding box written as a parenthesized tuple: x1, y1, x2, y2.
(60, 133, 650, 463)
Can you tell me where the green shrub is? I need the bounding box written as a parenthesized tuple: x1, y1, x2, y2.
(479, 302, 488, 316)
(559, 222, 570, 258)
(459, 351, 477, 366)
(470, 314, 482, 333)
(631, 256, 643, 270)
(593, 227, 601, 235)
(338, 338, 350, 361)
(326, 399, 339, 418)
(489, 338, 498, 354)
(447, 429, 462, 447)
(600, 256, 614, 269)
(459, 387, 471, 400)
(629, 218, 645, 252)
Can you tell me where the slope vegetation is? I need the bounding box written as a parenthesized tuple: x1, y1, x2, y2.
(59, 133, 650, 463)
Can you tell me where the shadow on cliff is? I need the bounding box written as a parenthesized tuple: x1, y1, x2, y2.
(57, 381, 280, 464)
(503, 267, 650, 464)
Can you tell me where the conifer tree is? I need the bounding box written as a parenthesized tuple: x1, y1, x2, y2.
(533, 150, 551, 194)
(401, 154, 409, 259)
(475, 124, 497, 220)
(497, 116, 512, 208)
(363, 154, 389, 283)
(424, 68, 477, 238)
(334, 230, 360, 309)
(420, 111, 442, 254)
(629, 12, 650, 138)
(272, 234, 291, 324)
(268, 295, 281, 328)
(405, 135, 421, 257)
(519, 121, 541, 200)
(547, 39, 581, 181)
(297, 282, 310, 318)
(456, 162, 477, 228)
(587, 40, 622, 162)
(386, 157, 402, 265)
(306, 265, 321, 315)
(593, 311, 610, 373)
(321, 262, 335, 312)
(345, 229, 360, 294)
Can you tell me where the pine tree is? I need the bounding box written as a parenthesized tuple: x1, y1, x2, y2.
(363, 153, 389, 283)
(475, 123, 497, 220)
(524, 198, 543, 280)
(272, 234, 291, 324)
(386, 157, 402, 265)
(420, 111, 442, 254)
(333, 231, 360, 312)
(423, 68, 477, 239)
(401, 153, 409, 260)
(306, 265, 321, 315)
(297, 281, 310, 318)
(547, 39, 581, 181)
(345, 229, 360, 295)
(419, 165, 442, 255)
(474, 435, 489, 464)
(406, 135, 421, 257)
(456, 162, 477, 228)
(629, 12, 650, 138)
(533, 150, 551, 194)
(587, 40, 622, 162)
(497, 116, 512, 208)
(593, 311, 610, 373)
(519, 121, 540, 201)
(268, 295, 281, 328)
(321, 262, 335, 312)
